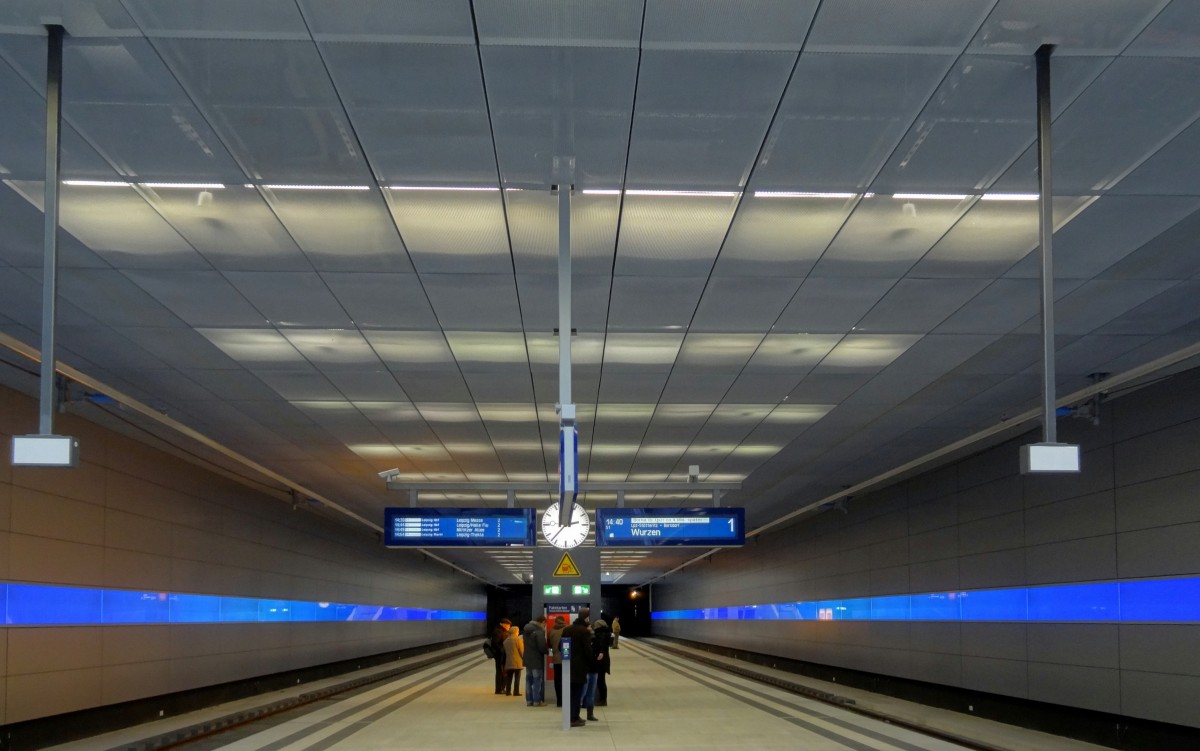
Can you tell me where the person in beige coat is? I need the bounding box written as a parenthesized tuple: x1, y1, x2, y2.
(502, 624, 524, 696)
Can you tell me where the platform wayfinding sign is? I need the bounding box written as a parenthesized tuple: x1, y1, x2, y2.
(596, 508, 746, 547)
(383, 508, 535, 547)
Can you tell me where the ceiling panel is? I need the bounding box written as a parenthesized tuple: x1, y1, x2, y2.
(1004, 196, 1200, 280)
(1113, 118, 1200, 196)
(146, 188, 310, 272)
(392, 368, 473, 402)
(254, 370, 342, 401)
(473, 0, 643, 47)
(744, 334, 842, 373)
(773, 277, 896, 334)
(515, 275, 610, 333)
(855, 278, 992, 334)
(116, 326, 238, 371)
(197, 329, 309, 370)
(935, 278, 1081, 335)
(508, 192, 619, 276)
(54, 185, 207, 268)
(1017, 280, 1177, 336)
(482, 47, 637, 188)
(124, 0, 308, 38)
(643, 0, 818, 51)
(690, 276, 800, 332)
(267, 191, 412, 273)
(323, 274, 439, 330)
(872, 55, 1104, 193)
(807, 0, 993, 52)
(607, 275, 705, 330)
(1127, 1, 1200, 56)
(280, 329, 384, 371)
(60, 269, 187, 328)
(385, 190, 511, 274)
(124, 270, 267, 327)
(421, 274, 523, 331)
(0, 186, 107, 270)
(323, 42, 496, 184)
(911, 195, 1094, 278)
(0, 36, 117, 181)
(754, 53, 954, 191)
(813, 195, 976, 277)
(725, 374, 810, 403)
(1094, 282, 1200, 336)
(714, 195, 853, 277)
(224, 272, 354, 328)
(614, 195, 740, 275)
(992, 57, 1200, 195)
(968, 0, 1165, 56)
(323, 370, 407, 402)
(625, 50, 794, 188)
(300, 0, 474, 43)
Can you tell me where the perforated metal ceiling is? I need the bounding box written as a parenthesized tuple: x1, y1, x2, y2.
(1, 0, 1198, 584)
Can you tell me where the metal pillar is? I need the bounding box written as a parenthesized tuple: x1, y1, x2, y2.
(1035, 44, 1057, 444)
(557, 180, 577, 526)
(39, 25, 64, 435)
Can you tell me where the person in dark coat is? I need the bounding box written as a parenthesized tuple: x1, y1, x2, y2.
(592, 614, 613, 706)
(547, 616, 567, 707)
(491, 618, 511, 694)
(522, 615, 548, 706)
(560, 608, 593, 727)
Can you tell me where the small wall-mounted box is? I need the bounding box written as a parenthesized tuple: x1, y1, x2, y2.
(11, 434, 79, 467)
(1020, 442, 1080, 474)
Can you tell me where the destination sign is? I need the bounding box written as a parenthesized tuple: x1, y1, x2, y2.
(596, 508, 745, 547)
(383, 508, 535, 547)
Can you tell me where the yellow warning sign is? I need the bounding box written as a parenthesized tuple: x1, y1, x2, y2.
(552, 551, 582, 578)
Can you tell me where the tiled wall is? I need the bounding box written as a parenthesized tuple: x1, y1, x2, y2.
(655, 367, 1200, 728)
(0, 386, 484, 724)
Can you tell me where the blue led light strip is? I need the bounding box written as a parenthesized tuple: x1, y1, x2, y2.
(652, 576, 1200, 623)
(0, 583, 484, 627)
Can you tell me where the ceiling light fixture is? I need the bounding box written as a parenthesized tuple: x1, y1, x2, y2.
(753, 191, 856, 199)
(263, 184, 372, 191)
(980, 193, 1040, 201)
(142, 182, 227, 190)
(891, 193, 970, 201)
(580, 189, 740, 198)
(387, 185, 499, 192)
(63, 180, 129, 187)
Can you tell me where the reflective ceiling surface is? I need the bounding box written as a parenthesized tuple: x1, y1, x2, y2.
(0, 1, 1198, 585)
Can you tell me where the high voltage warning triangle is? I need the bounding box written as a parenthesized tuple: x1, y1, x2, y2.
(553, 551, 582, 577)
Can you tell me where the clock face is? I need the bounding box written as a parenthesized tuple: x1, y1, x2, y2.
(541, 502, 590, 549)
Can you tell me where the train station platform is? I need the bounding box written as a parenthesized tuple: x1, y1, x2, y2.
(44, 639, 1110, 751)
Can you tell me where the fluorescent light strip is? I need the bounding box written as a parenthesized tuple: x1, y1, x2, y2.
(980, 193, 1040, 201)
(263, 184, 372, 191)
(891, 193, 971, 201)
(754, 191, 857, 199)
(142, 182, 226, 190)
(388, 185, 499, 192)
(63, 180, 130, 187)
(581, 189, 740, 198)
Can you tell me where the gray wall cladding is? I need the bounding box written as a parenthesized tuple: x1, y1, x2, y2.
(654, 366, 1200, 728)
(0, 386, 485, 724)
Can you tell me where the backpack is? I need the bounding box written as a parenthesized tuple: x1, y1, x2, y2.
(482, 639, 496, 659)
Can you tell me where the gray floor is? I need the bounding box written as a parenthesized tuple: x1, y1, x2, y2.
(50, 639, 1111, 751)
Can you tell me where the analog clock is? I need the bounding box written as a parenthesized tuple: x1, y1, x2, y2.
(541, 502, 590, 549)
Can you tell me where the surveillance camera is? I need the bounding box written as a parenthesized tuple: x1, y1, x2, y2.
(378, 468, 400, 480)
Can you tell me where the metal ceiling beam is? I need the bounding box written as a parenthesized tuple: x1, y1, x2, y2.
(386, 481, 741, 493)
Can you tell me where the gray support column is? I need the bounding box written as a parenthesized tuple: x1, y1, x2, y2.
(39, 25, 64, 435)
(1035, 43, 1057, 444)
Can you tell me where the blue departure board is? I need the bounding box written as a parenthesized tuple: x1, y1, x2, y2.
(384, 508, 535, 547)
(596, 508, 745, 547)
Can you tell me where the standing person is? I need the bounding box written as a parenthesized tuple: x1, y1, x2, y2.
(522, 614, 548, 706)
(547, 615, 567, 707)
(561, 608, 593, 727)
(592, 614, 612, 707)
(503, 624, 524, 697)
(491, 618, 511, 695)
(611, 615, 621, 648)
